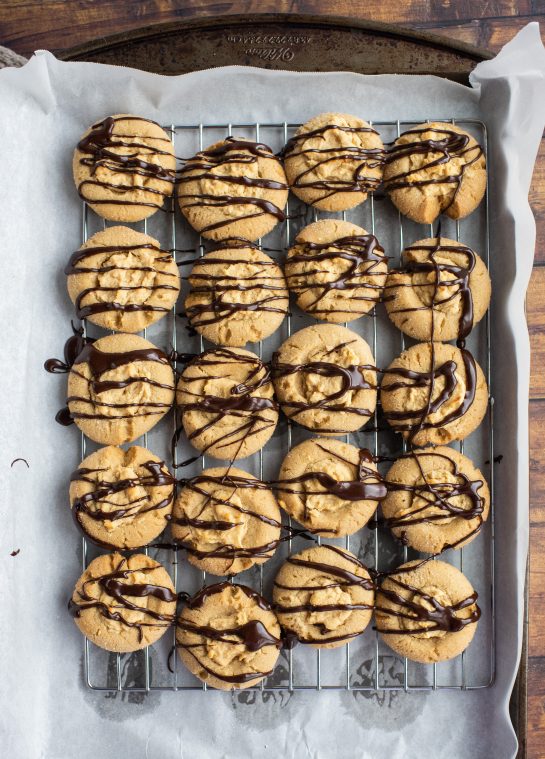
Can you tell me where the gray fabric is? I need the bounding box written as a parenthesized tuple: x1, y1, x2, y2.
(0, 45, 27, 68)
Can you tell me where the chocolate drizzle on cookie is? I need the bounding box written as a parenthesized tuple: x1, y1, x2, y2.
(384, 238, 476, 341)
(174, 582, 281, 685)
(274, 546, 374, 645)
(65, 242, 179, 321)
(281, 123, 385, 203)
(70, 556, 176, 642)
(176, 348, 278, 461)
(185, 244, 287, 331)
(384, 126, 484, 212)
(70, 460, 175, 542)
(76, 116, 176, 212)
(375, 574, 481, 635)
(178, 137, 287, 234)
(286, 234, 387, 318)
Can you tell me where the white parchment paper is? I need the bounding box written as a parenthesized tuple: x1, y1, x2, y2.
(0, 22, 544, 759)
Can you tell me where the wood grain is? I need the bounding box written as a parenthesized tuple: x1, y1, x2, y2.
(1, 2, 544, 756)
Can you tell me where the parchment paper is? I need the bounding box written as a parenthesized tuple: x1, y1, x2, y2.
(0, 22, 544, 759)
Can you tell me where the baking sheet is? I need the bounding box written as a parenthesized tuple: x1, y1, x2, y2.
(0, 22, 544, 759)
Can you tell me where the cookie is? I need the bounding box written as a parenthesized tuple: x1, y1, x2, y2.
(273, 545, 374, 648)
(176, 582, 281, 690)
(285, 219, 387, 323)
(73, 114, 176, 222)
(176, 347, 278, 461)
(383, 122, 486, 224)
(69, 445, 175, 549)
(185, 240, 288, 346)
(384, 236, 491, 342)
(375, 559, 480, 663)
(380, 342, 488, 446)
(67, 333, 175, 445)
(282, 112, 385, 211)
(172, 466, 282, 576)
(66, 225, 180, 333)
(277, 438, 386, 536)
(272, 324, 377, 434)
(70, 552, 177, 653)
(178, 137, 288, 241)
(381, 447, 490, 554)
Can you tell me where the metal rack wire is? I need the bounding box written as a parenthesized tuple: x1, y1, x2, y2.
(79, 118, 495, 693)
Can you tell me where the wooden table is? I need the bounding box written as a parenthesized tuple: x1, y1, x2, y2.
(2, 1, 544, 756)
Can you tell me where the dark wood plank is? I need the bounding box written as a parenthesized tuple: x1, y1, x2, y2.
(527, 269, 545, 399)
(528, 656, 545, 758)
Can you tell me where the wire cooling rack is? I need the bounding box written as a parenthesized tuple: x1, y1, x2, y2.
(77, 118, 494, 693)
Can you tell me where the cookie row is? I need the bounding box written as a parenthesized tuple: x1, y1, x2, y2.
(70, 442, 489, 560)
(73, 113, 486, 234)
(54, 325, 488, 451)
(70, 550, 480, 687)
(66, 224, 491, 345)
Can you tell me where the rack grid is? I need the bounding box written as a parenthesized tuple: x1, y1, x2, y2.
(77, 118, 495, 693)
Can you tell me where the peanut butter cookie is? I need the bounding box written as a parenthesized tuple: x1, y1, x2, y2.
(67, 333, 175, 445)
(380, 342, 488, 445)
(172, 466, 282, 576)
(283, 112, 385, 211)
(384, 236, 490, 342)
(273, 545, 374, 648)
(178, 137, 288, 241)
(176, 582, 282, 690)
(176, 347, 278, 461)
(70, 552, 177, 653)
(375, 559, 480, 663)
(272, 324, 377, 434)
(381, 447, 490, 554)
(66, 225, 180, 333)
(277, 438, 386, 536)
(73, 114, 176, 222)
(285, 219, 387, 323)
(185, 240, 288, 346)
(69, 445, 175, 549)
(383, 122, 486, 224)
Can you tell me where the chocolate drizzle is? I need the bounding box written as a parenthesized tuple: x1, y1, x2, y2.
(274, 545, 374, 645)
(281, 123, 386, 203)
(375, 573, 481, 635)
(384, 126, 484, 213)
(65, 242, 179, 321)
(76, 116, 176, 211)
(286, 234, 387, 318)
(174, 582, 281, 685)
(385, 239, 477, 341)
(185, 244, 287, 331)
(178, 137, 287, 233)
(70, 556, 176, 642)
(177, 348, 278, 461)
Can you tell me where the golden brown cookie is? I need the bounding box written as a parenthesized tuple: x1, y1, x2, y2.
(69, 445, 175, 549)
(383, 122, 486, 224)
(176, 582, 282, 690)
(73, 114, 176, 222)
(70, 552, 177, 653)
(67, 333, 175, 445)
(185, 240, 288, 347)
(375, 559, 480, 663)
(176, 347, 278, 461)
(384, 236, 491, 342)
(272, 324, 377, 434)
(285, 219, 387, 323)
(277, 438, 386, 536)
(273, 545, 374, 648)
(381, 447, 490, 554)
(172, 466, 282, 576)
(380, 342, 488, 446)
(283, 112, 385, 211)
(66, 226, 180, 333)
(178, 137, 288, 241)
